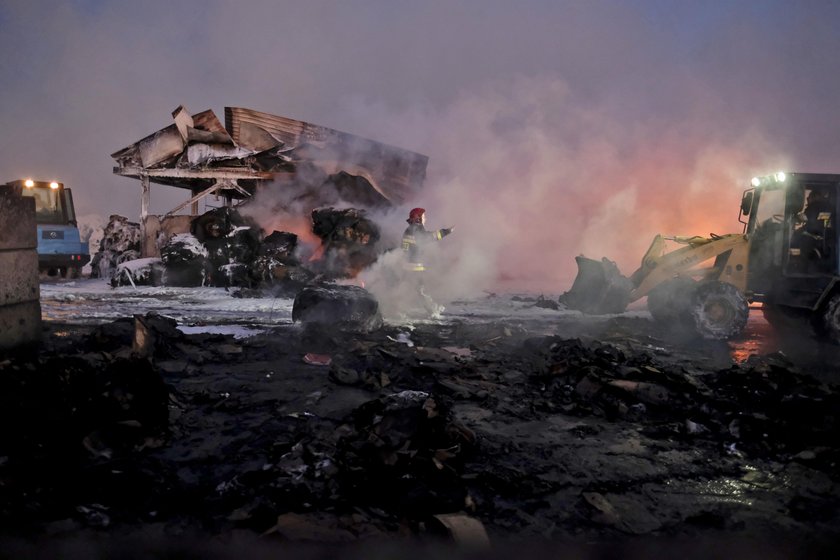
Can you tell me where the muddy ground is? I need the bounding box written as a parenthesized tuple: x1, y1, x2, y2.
(1, 296, 839, 557)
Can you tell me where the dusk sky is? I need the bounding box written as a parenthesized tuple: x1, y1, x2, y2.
(2, 1, 839, 289)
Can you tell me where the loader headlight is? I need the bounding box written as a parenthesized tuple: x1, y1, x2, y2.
(49, 182, 59, 190)
(24, 179, 34, 188)
(774, 171, 786, 182)
(751, 177, 761, 187)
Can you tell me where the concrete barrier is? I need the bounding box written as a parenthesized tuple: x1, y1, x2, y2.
(0, 185, 41, 350)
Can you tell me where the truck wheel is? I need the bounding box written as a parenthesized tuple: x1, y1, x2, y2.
(691, 281, 749, 339)
(647, 277, 697, 325)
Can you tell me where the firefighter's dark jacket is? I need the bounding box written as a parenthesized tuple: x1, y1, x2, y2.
(402, 223, 451, 271)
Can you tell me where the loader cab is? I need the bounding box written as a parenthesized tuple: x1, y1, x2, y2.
(744, 172, 840, 307)
(784, 182, 836, 276)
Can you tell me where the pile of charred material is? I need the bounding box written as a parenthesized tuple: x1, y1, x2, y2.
(99, 205, 382, 296)
(89, 215, 142, 279)
(101, 105, 415, 298)
(2, 310, 839, 551)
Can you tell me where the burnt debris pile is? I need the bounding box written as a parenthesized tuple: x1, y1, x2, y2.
(293, 284, 384, 333)
(108, 206, 383, 295)
(526, 336, 840, 457)
(1, 314, 839, 544)
(89, 215, 141, 280)
(309, 207, 382, 279)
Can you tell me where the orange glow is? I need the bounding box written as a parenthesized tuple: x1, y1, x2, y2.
(307, 244, 326, 262)
(256, 214, 323, 259)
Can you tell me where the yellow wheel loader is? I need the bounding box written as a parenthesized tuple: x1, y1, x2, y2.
(561, 172, 840, 340)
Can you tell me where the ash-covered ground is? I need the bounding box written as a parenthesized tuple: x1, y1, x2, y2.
(1, 280, 839, 557)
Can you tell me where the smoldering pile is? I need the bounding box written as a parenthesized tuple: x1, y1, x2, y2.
(107, 206, 382, 296)
(89, 215, 142, 279)
(523, 335, 840, 458)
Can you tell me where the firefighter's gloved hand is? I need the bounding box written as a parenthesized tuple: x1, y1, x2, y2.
(441, 227, 454, 237)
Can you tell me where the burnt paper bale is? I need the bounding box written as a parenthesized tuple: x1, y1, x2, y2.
(192, 207, 262, 287)
(292, 284, 383, 331)
(217, 262, 251, 287)
(90, 215, 142, 279)
(191, 207, 251, 243)
(252, 231, 313, 293)
(261, 231, 299, 261)
(205, 227, 262, 287)
(310, 207, 381, 278)
(110, 257, 164, 287)
(256, 261, 315, 296)
(160, 233, 209, 286)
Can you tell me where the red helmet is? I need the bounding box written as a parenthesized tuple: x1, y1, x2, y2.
(408, 207, 426, 224)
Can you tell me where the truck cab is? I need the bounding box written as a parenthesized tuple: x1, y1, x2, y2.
(5, 179, 90, 277)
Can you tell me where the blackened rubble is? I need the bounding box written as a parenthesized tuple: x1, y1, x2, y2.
(309, 207, 382, 279)
(109, 105, 428, 289)
(90, 215, 141, 279)
(1, 311, 839, 550)
(107, 205, 378, 292)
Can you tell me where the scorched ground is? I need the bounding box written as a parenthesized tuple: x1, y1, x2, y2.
(1, 280, 839, 556)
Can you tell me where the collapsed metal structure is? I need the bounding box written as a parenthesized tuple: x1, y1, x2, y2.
(112, 106, 428, 257)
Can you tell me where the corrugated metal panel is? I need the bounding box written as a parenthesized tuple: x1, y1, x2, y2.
(192, 109, 227, 134)
(226, 107, 317, 146)
(225, 107, 428, 203)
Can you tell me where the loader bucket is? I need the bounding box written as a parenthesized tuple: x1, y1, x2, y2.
(559, 256, 634, 314)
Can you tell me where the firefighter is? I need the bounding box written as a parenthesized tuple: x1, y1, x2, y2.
(401, 208, 454, 316)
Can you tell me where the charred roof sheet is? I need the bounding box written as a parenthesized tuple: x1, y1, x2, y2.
(113, 106, 428, 205)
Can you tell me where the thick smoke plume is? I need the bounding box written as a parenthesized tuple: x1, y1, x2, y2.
(241, 75, 791, 318)
(352, 76, 789, 301)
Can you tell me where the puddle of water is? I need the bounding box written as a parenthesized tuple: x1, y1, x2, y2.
(729, 307, 779, 363)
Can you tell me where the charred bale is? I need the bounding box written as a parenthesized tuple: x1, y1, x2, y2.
(160, 233, 209, 286)
(191, 207, 252, 243)
(257, 262, 315, 296)
(292, 284, 383, 332)
(110, 257, 164, 287)
(310, 207, 381, 278)
(192, 207, 262, 287)
(205, 227, 262, 288)
(261, 231, 300, 260)
(252, 231, 314, 294)
(89, 215, 141, 279)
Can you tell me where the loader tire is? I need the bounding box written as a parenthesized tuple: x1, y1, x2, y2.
(816, 293, 840, 344)
(647, 277, 697, 325)
(691, 281, 749, 340)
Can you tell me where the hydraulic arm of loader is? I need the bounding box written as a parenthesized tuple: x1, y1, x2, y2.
(561, 233, 750, 314)
(630, 233, 750, 300)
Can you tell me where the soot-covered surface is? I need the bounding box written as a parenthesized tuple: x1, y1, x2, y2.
(1, 289, 839, 557)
